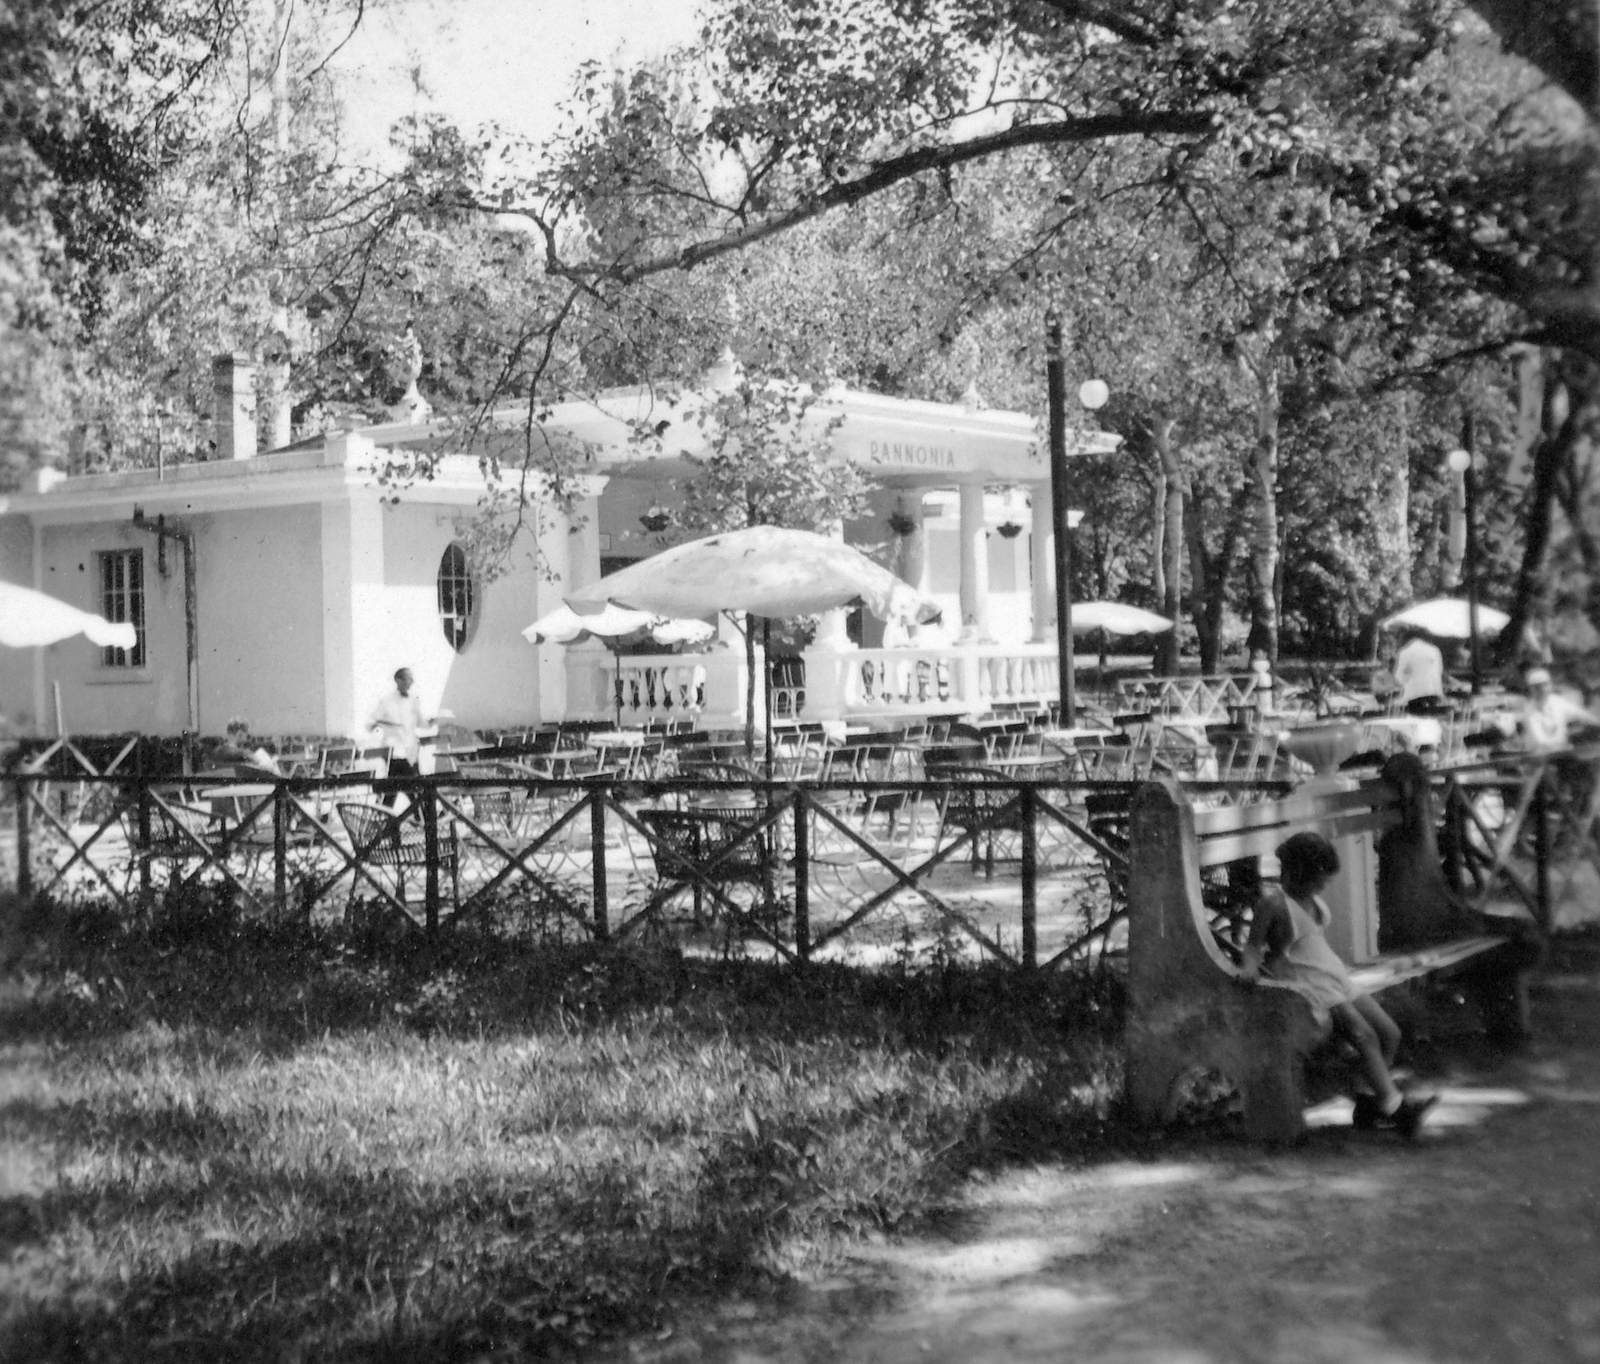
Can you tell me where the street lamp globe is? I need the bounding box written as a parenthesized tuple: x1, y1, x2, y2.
(1446, 447, 1472, 474)
(1078, 378, 1110, 411)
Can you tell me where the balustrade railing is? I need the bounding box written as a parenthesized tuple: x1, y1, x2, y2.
(834, 643, 1059, 717)
(605, 658, 709, 726)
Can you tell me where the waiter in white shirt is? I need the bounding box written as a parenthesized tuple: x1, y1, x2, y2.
(368, 667, 435, 793)
(1392, 629, 1446, 714)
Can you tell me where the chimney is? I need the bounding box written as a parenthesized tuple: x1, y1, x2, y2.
(212, 352, 257, 460)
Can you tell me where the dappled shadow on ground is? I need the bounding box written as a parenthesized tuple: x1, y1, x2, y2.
(8, 903, 1597, 1363)
(617, 963, 1600, 1364)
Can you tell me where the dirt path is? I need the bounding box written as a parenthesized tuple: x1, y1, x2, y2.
(625, 972, 1600, 1364)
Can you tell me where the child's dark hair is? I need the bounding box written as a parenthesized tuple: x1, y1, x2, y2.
(1276, 831, 1339, 895)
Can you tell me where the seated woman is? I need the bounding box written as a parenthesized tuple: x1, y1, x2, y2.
(1240, 832, 1436, 1138)
(214, 718, 280, 774)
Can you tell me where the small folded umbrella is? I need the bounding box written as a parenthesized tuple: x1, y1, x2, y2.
(1380, 597, 1509, 640)
(0, 579, 138, 650)
(523, 603, 659, 644)
(522, 603, 716, 647)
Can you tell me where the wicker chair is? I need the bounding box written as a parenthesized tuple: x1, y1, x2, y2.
(336, 801, 458, 912)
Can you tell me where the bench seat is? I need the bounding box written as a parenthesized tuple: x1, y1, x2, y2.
(1127, 771, 1540, 1143)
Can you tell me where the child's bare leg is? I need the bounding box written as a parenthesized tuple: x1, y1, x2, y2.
(1349, 993, 1402, 1067)
(1331, 1001, 1402, 1110)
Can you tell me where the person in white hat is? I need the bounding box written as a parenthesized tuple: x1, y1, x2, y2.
(1520, 666, 1600, 753)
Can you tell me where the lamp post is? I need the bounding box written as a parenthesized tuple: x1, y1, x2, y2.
(1045, 311, 1109, 727)
(1446, 434, 1482, 691)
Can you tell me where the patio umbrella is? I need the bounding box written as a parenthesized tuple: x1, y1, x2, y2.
(523, 603, 658, 644)
(0, 579, 138, 650)
(1380, 597, 1509, 640)
(1068, 602, 1174, 635)
(566, 525, 943, 625)
(567, 525, 942, 766)
(524, 604, 717, 728)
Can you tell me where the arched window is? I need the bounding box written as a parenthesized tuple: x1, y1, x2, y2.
(437, 543, 474, 651)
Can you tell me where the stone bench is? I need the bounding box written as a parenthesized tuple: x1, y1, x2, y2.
(1126, 754, 1541, 1142)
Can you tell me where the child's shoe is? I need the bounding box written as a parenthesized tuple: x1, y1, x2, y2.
(1351, 1094, 1384, 1130)
(1392, 1094, 1438, 1140)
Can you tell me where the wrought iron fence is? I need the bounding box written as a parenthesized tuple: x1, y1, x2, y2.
(6, 746, 1592, 967)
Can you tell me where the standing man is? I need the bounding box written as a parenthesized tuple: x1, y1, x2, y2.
(1392, 628, 1446, 714)
(368, 667, 433, 796)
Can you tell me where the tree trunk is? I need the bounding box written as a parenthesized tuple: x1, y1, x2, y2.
(1554, 458, 1600, 645)
(1496, 378, 1586, 665)
(1152, 418, 1182, 675)
(1372, 393, 1414, 654)
(1183, 482, 1249, 675)
(1245, 357, 1281, 661)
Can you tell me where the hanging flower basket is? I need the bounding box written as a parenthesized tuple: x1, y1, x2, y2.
(639, 506, 673, 533)
(996, 521, 1024, 539)
(887, 510, 918, 537)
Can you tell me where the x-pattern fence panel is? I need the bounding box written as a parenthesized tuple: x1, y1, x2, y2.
(6, 752, 1585, 963)
(1436, 744, 1600, 929)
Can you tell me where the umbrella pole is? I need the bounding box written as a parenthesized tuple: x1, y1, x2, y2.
(742, 613, 756, 760)
(763, 617, 774, 783)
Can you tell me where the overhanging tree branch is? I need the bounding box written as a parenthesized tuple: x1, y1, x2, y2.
(481, 108, 1218, 285)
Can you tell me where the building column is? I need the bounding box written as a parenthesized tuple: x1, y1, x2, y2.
(1030, 481, 1053, 642)
(957, 480, 989, 643)
(320, 491, 386, 740)
(813, 518, 853, 650)
(560, 475, 609, 597)
(555, 479, 610, 723)
(894, 491, 928, 590)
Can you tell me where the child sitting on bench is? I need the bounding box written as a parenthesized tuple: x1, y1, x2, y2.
(1239, 831, 1437, 1138)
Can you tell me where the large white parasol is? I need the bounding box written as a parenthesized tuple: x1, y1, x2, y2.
(566, 525, 942, 625)
(522, 603, 715, 647)
(1069, 601, 1174, 635)
(0, 580, 139, 650)
(568, 525, 941, 766)
(1380, 597, 1509, 640)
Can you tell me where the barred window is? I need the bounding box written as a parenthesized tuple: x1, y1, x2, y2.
(437, 543, 474, 651)
(98, 549, 145, 668)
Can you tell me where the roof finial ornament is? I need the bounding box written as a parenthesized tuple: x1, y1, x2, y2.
(387, 320, 433, 425)
(704, 346, 743, 392)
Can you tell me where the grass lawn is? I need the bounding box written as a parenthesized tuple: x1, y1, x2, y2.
(0, 895, 1125, 1361)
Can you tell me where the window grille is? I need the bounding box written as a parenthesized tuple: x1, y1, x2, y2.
(98, 549, 145, 668)
(437, 543, 474, 651)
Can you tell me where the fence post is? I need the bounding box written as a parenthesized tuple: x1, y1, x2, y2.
(137, 782, 152, 904)
(273, 780, 289, 919)
(12, 778, 31, 899)
(1020, 784, 1037, 969)
(422, 782, 440, 936)
(590, 789, 609, 940)
(1534, 766, 1550, 931)
(792, 790, 810, 961)
(1442, 777, 1465, 893)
